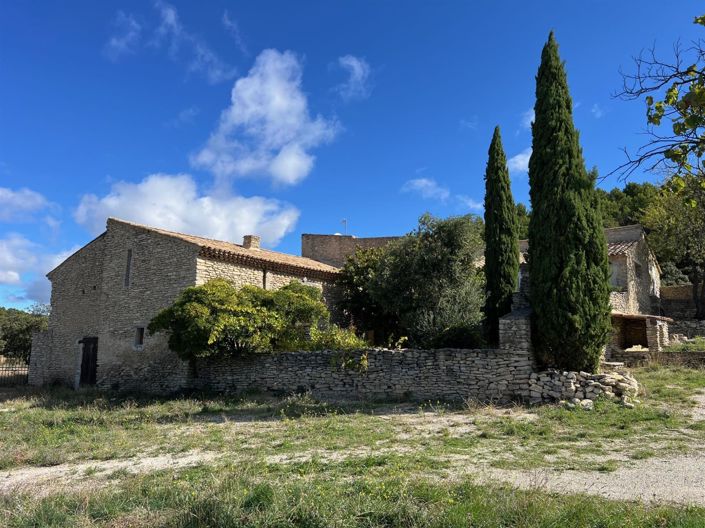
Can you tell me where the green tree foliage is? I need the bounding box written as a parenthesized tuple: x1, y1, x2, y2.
(339, 214, 486, 348)
(595, 180, 660, 228)
(483, 126, 520, 344)
(515, 203, 531, 239)
(149, 279, 364, 360)
(642, 175, 705, 319)
(0, 307, 48, 363)
(337, 246, 398, 344)
(149, 279, 284, 359)
(618, 15, 705, 180)
(528, 32, 612, 372)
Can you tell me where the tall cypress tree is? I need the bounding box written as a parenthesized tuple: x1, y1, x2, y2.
(528, 32, 611, 372)
(484, 126, 519, 345)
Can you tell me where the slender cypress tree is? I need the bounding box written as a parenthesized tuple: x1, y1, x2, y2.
(484, 126, 519, 345)
(528, 32, 611, 372)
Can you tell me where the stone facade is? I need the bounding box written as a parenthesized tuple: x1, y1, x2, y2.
(30, 218, 341, 389)
(669, 319, 705, 338)
(661, 285, 699, 319)
(60, 310, 534, 400)
(301, 234, 399, 268)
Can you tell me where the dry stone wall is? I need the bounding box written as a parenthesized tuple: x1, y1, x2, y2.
(529, 370, 639, 407)
(191, 347, 534, 403)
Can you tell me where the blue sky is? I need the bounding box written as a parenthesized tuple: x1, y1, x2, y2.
(0, 1, 700, 308)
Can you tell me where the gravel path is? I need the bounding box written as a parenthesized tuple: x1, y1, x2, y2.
(0, 451, 219, 497)
(478, 454, 705, 506)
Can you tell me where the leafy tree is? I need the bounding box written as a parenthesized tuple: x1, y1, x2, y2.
(660, 261, 691, 286)
(339, 214, 486, 348)
(483, 126, 520, 344)
(642, 175, 705, 319)
(149, 279, 284, 359)
(238, 281, 330, 350)
(0, 307, 48, 363)
(150, 279, 356, 359)
(595, 180, 660, 228)
(617, 15, 705, 179)
(337, 246, 398, 344)
(528, 32, 612, 372)
(516, 203, 531, 239)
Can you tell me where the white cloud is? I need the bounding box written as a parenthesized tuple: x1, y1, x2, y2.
(104, 11, 142, 61)
(191, 49, 339, 186)
(336, 55, 372, 101)
(508, 148, 532, 174)
(0, 187, 50, 222)
(520, 108, 535, 130)
(591, 103, 605, 119)
(152, 0, 236, 84)
(401, 178, 450, 202)
(457, 195, 483, 212)
(222, 10, 249, 56)
(0, 235, 75, 303)
(74, 173, 299, 246)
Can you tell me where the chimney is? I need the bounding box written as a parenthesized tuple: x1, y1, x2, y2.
(243, 235, 261, 249)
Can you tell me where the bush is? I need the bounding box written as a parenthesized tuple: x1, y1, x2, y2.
(338, 214, 485, 348)
(309, 326, 368, 351)
(0, 306, 48, 363)
(149, 279, 359, 359)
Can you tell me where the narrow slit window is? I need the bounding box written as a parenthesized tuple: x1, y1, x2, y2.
(124, 249, 132, 287)
(134, 327, 145, 348)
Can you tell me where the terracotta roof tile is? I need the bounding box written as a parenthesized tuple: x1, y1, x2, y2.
(110, 218, 340, 278)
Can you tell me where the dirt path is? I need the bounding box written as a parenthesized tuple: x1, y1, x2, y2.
(0, 451, 220, 497)
(476, 455, 705, 506)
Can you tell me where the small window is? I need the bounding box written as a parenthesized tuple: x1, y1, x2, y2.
(134, 327, 145, 348)
(124, 249, 133, 287)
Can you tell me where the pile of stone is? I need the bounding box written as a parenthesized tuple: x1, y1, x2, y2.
(529, 369, 639, 409)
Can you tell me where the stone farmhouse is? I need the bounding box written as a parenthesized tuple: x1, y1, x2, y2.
(304, 224, 671, 355)
(30, 217, 671, 394)
(29, 218, 339, 391)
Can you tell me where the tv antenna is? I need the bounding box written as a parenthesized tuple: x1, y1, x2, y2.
(341, 218, 348, 235)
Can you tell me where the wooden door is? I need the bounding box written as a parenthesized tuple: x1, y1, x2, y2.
(79, 337, 98, 386)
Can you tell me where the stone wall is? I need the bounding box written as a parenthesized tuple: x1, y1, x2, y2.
(528, 370, 639, 407)
(670, 319, 705, 338)
(610, 349, 705, 368)
(95, 312, 536, 402)
(661, 285, 697, 319)
(301, 234, 399, 268)
(30, 234, 107, 386)
(190, 346, 534, 403)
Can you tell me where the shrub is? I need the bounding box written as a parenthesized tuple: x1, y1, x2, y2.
(338, 214, 485, 348)
(149, 279, 359, 359)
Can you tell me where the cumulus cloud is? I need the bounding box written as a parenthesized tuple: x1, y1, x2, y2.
(0, 187, 50, 222)
(401, 178, 450, 202)
(508, 148, 532, 174)
(74, 173, 299, 246)
(104, 11, 142, 61)
(152, 0, 236, 84)
(0, 235, 75, 303)
(336, 55, 372, 101)
(191, 49, 339, 186)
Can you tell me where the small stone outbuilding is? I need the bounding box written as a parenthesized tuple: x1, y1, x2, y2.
(29, 218, 340, 391)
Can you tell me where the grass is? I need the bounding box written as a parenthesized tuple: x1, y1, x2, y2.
(665, 336, 705, 353)
(1, 365, 705, 526)
(4, 462, 705, 527)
